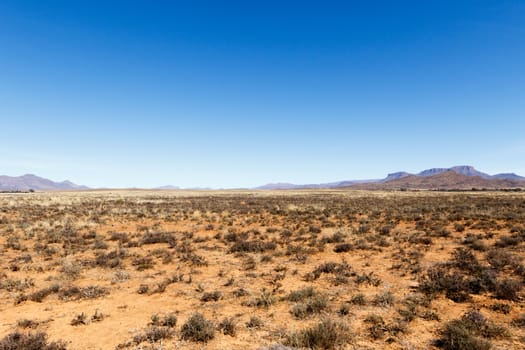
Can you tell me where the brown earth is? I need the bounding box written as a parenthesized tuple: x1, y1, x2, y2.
(0, 190, 524, 349)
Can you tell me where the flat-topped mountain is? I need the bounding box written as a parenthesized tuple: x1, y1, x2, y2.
(351, 171, 525, 190)
(256, 166, 525, 190)
(417, 165, 491, 178)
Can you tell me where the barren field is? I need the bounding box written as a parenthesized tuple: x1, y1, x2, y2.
(0, 190, 524, 349)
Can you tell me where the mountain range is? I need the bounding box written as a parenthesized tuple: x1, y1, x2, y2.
(0, 174, 88, 191)
(256, 166, 525, 190)
(350, 170, 525, 190)
(1, 166, 524, 191)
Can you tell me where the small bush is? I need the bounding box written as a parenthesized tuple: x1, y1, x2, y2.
(287, 287, 315, 302)
(398, 302, 417, 322)
(285, 318, 352, 350)
(150, 313, 177, 328)
(373, 290, 394, 307)
(494, 235, 520, 248)
(141, 232, 177, 247)
(338, 303, 351, 316)
(16, 319, 39, 329)
(494, 278, 522, 301)
(322, 232, 346, 243)
(418, 266, 471, 302)
(308, 261, 351, 281)
(218, 317, 236, 336)
(350, 293, 366, 305)
(60, 260, 81, 280)
(421, 310, 440, 321)
(95, 249, 126, 269)
(435, 310, 508, 350)
(137, 284, 149, 294)
(0, 331, 67, 350)
(132, 256, 155, 271)
(452, 248, 481, 273)
(333, 243, 352, 253)
(27, 284, 60, 303)
(489, 303, 512, 314)
(180, 313, 215, 343)
(290, 293, 328, 319)
(364, 314, 387, 340)
(511, 314, 525, 328)
(486, 249, 515, 269)
(247, 288, 276, 308)
(355, 272, 381, 286)
(59, 285, 108, 301)
(91, 310, 105, 323)
(201, 291, 222, 302)
(246, 316, 264, 329)
(454, 223, 465, 232)
(132, 326, 174, 344)
(233, 288, 249, 297)
(436, 320, 491, 350)
(70, 313, 87, 326)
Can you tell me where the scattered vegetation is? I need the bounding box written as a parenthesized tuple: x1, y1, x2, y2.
(1, 190, 524, 349)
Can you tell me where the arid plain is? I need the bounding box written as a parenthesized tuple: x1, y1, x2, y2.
(1, 190, 524, 349)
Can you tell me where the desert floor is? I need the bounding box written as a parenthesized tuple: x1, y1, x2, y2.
(0, 190, 524, 349)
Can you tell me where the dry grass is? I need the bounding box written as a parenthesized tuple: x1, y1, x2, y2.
(0, 189, 524, 349)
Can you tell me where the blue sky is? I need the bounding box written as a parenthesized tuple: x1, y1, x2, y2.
(1, 1, 524, 188)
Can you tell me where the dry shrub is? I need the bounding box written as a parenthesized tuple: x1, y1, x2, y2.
(285, 318, 352, 350)
(218, 317, 236, 336)
(0, 332, 67, 350)
(180, 313, 215, 343)
(435, 310, 508, 350)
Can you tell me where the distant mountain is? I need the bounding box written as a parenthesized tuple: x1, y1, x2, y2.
(383, 172, 411, 182)
(351, 171, 525, 190)
(418, 165, 491, 179)
(0, 174, 89, 191)
(492, 173, 525, 181)
(255, 183, 301, 190)
(255, 165, 525, 190)
(255, 179, 377, 190)
(155, 185, 180, 190)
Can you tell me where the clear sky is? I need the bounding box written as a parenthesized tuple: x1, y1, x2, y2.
(1, 1, 524, 188)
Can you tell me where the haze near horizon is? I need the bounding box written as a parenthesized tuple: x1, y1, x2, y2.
(1, 1, 524, 188)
